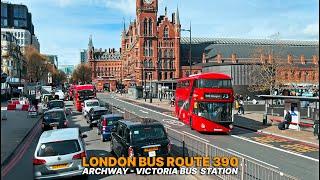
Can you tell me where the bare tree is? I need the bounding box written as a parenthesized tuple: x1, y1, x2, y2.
(71, 64, 92, 84)
(248, 47, 289, 94)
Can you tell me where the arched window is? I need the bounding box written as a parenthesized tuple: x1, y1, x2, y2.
(164, 50, 168, 58)
(158, 72, 162, 80)
(144, 59, 148, 68)
(143, 18, 148, 36)
(164, 26, 169, 38)
(170, 49, 174, 58)
(170, 60, 174, 69)
(170, 72, 173, 79)
(149, 60, 153, 68)
(164, 72, 168, 80)
(164, 59, 168, 69)
(148, 18, 153, 36)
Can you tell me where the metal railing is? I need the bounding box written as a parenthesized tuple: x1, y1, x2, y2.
(102, 101, 298, 180)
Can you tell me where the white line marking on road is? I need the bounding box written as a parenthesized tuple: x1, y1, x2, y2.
(115, 98, 178, 120)
(163, 119, 185, 126)
(140, 110, 149, 114)
(118, 110, 125, 114)
(227, 148, 280, 169)
(182, 131, 210, 143)
(163, 124, 172, 128)
(1, 107, 7, 110)
(231, 135, 319, 162)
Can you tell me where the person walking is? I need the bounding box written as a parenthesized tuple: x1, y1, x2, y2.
(284, 110, 292, 129)
(238, 97, 244, 115)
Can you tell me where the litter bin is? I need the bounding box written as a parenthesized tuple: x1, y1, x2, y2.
(263, 113, 267, 125)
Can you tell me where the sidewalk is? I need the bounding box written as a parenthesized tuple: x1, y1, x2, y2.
(115, 93, 319, 146)
(1, 110, 40, 166)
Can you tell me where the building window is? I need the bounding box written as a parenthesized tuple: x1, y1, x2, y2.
(158, 72, 162, 80)
(164, 26, 169, 38)
(148, 18, 153, 36)
(170, 72, 173, 79)
(1, 19, 7, 27)
(169, 49, 174, 58)
(13, 6, 27, 18)
(144, 18, 148, 36)
(164, 72, 168, 80)
(1, 4, 8, 17)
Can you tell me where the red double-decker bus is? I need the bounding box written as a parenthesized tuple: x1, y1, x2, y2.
(73, 84, 96, 112)
(175, 73, 234, 133)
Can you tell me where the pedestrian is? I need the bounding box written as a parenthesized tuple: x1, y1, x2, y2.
(170, 96, 175, 107)
(284, 110, 292, 129)
(238, 97, 244, 115)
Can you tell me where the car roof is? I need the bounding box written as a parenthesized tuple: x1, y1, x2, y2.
(44, 108, 65, 113)
(119, 118, 163, 128)
(101, 114, 123, 119)
(38, 128, 80, 143)
(84, 99, 99, 103)
(90, 106, 107, 111)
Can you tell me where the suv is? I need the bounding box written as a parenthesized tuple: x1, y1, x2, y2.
(33, 128, 87, 179)
(82, 99, 100, 118)
(97, 114, 124, 142)
(111, 119, 171, 158)
(86, 107, 110, 127)
(47, 100, 65, 110)
(41, 109, 69, 131)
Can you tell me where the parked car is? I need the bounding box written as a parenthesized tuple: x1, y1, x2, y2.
(33, 128, 88, 179)
(82, 99, 100, 118)
(97, 114, 124, 142)
(55, 90, 65, 100)
(41, 109, 69, 131)
(111, 119, 171, 158)
(86, 107, 110, 128)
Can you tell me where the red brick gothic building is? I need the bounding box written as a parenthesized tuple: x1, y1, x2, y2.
(121, 0, 181, 87)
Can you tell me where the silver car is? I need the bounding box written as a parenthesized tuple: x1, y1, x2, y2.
(33, 128, 88, 179)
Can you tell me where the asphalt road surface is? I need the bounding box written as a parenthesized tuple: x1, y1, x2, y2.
(2, 101, 208, 180)
(98, 93, 319, 180)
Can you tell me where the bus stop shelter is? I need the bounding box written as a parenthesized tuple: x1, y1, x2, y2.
(258, 95, 319, 131)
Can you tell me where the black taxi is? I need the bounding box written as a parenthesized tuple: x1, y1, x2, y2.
(111, 119, 171, 158)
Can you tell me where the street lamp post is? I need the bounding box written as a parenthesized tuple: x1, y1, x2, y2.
(148, 72, 152, 103)
(181, 22, 192, 76)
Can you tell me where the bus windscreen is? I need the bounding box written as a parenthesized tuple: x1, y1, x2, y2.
(195, 79, 232, 88)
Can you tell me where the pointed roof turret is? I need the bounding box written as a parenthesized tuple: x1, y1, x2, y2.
(88, 35, 93, 49)
(175, 5, 180, 25)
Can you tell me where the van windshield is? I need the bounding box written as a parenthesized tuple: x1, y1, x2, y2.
(37, 140, 80, 157)
(131, 126, 167, 143)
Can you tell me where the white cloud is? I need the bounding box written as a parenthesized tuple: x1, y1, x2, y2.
(100, 0, 136, 15)
(303, 23, 319, 36)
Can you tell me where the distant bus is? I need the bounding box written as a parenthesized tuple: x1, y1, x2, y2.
(175, 73, 234, 133)
(73, 84, 96, 112)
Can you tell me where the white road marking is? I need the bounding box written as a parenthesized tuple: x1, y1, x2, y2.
(231, 135, 319, 162)
(163, 124, 172, 128)
(139, 110, 149, 114)
(182, 131, 210, 143)
(227, 148, 280, 169)
(163, 119, 185, 126)
(1, 107, 7, 110)
(114, 98, 178, 120)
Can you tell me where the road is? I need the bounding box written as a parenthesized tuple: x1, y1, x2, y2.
(2, 101, 204, 180)
(98, 93, 319, 180)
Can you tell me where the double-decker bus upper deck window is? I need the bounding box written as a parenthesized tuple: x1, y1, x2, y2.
(196, 79, 232, 88)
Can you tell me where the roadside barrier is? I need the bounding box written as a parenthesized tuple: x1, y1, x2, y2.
(7, 97, 30, 111)
(102, 101, 298, 180)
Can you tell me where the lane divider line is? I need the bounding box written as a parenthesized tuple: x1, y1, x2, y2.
(182, 131, 210, 143)
(139, 110, 149, 114)
(231, 135, 319, 162)
(227, 148, 279, 169)
(114, 98, 178, 120)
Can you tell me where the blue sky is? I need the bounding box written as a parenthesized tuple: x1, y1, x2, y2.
(7, 0, 319, 66)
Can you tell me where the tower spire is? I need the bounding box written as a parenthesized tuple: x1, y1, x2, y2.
(123, 17, 126, 32)
(165, 6, 167, 16)
(88, 35, 93, 48)
(175, 5, 180, 25)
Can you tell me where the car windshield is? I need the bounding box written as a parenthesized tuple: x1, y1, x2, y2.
(37, 140, 80, 157)
(131, 126, 167, 143)
(48, 101, 64, 109)
(106, 117, 123, 126)
(43, 111, 65, 123)
(195, 79, 232, 88)
(86, 101, 99, 107)
(194, 102, 232, 122)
